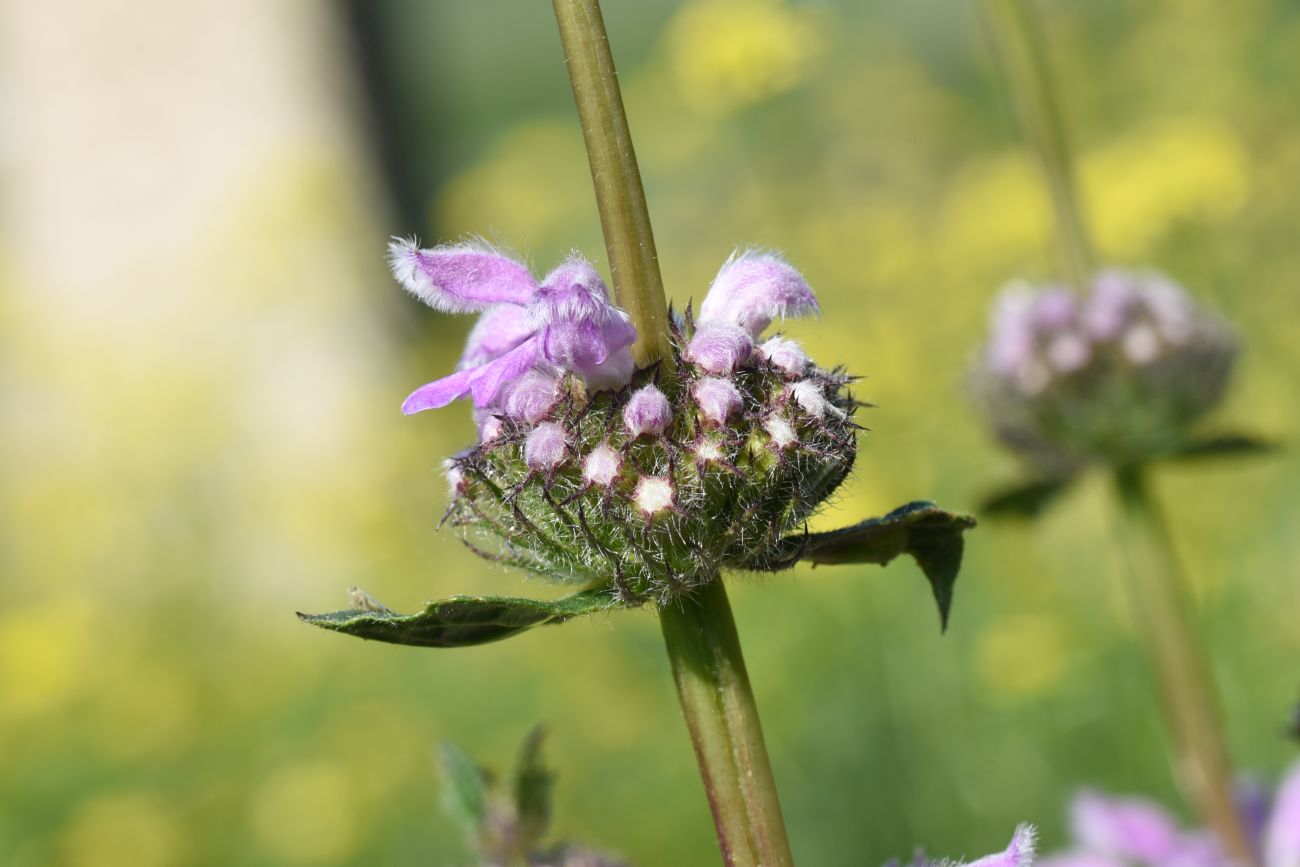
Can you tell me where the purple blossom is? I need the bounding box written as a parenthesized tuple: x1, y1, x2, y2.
(390, 240, 637, 417)
(1039, 762, 1300, 867)
(697, 250, 819, 337)
(500, 370, 561, 424)
(623, 384, 673, 438)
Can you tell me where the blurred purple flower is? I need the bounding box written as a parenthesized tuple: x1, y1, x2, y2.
(889, 824, 1038, 867)
(390, 239, 637, 416)
(1040, 762, 1300, 867)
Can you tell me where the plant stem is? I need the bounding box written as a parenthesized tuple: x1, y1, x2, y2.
(981, 0, 1094, 294)
(660, 579, 795, 867)
(1111, 467, 1254, 864)
(551, 0, 674, 369)
(552, 3, 792, 863)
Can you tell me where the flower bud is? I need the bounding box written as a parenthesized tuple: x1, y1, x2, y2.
(693, 377, 744, 426)
(524, 422, 568, 471)
(623, 384, 673, 438)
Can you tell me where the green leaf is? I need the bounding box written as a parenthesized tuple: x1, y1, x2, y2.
(297, 588, 618, 649)
(770, 501, 976, 631)
(1162, 433, 1278, 462)
(437, 741, 489, 847)
(980, 476, 1073, 518)
(512, 725, 554, 851)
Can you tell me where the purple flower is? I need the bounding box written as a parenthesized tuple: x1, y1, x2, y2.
(697, 250, 819, 337)
(1039, 762, 1300, 867)
(623, 384, 673, 438)
(390, 239, 637, 416)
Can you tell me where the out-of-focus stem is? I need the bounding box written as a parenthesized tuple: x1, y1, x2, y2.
(551, 0, 674, 369)
(660, 579, 795, 867)
(981, 0, 1094, 294)
(1111, 467, 1255, 865)
(552, 3, 792, 863)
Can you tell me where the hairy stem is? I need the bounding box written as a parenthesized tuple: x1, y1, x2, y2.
(660, 579, 795, 867)
(552, 0, 674, 368)
(981, 0, 1094, 294)
(1111, 467, 1254, 864)
(552, 3, 792, 863)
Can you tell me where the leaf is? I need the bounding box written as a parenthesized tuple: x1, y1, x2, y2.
(1163, 433, 1278, 462)
(297, 588, 618, 649)
(979, 476, 1073, 519)
(437, 741, 489, 846)
(771, 501, 976, 631)
(513, 725, 554, 851)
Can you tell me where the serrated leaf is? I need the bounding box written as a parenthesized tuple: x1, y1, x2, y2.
(767, 501, 976, 631)
(979, 476, 1073, 518)
(297, 588, 618, 648)
(513, 725, 554, 851)
(1163, 433, 1278, 462)
(437, 741, 489, 847)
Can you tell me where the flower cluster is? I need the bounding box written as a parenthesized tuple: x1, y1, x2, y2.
(1040, 763, 1300, 867)
(971, 270, 1237, 475)
(394, 242, 859, 603)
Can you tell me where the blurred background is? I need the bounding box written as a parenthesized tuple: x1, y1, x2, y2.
(1, 0, 1297, 864)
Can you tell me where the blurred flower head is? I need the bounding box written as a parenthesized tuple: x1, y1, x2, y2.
(971, 270, 1236, 475)
(888, 824, 1038, 867)
(1039, 763, 1300, 867)
(396, 243, 860, 603)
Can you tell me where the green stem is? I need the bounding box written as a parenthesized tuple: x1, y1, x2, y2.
(660, 580, 795, 867)
(552, 3, 792, 863)
(981, 0, 1094, 294)
(551, 0, 674, 369)
(1111, 467, 1254, 865)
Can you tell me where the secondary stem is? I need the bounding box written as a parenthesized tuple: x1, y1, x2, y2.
(661, 580, 795, 867)
(551, 0, 675, 369)
(552, 2, 793, 863)
(981, 0, 1094, 294)
(1111, 467, 1254, 864)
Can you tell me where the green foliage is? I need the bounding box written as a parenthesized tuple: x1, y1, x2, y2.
(298, 589, 616, 648)
(760, 501, 976, 630)
(438, 742, 490, 847)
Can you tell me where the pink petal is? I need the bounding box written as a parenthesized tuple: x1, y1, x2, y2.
(460, 304, 537, 369)
(1265, 761, 1300, 867)
(686, 322, 753, 374)
(389, 238, 537, 313)
(1071, 790, 1183, 865)
(965, 824, 1038, 867)
(401, 337, 539, 415)
(698, 250, 819, 337)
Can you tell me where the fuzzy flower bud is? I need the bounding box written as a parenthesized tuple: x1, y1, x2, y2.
(582, 444, 622, 488)
(757, 336, 810, 376)
(634, 476, 676, 516)
(524, 422, 568, 471)
(971, 270, 1236, 473)
(685, 322, 753, 373)
(500, 370, 561, 423)
(693, 377, 744, 426)
(623, 384, 673, 438)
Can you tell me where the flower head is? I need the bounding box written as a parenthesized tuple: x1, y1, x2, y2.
(431, 245, 860, 602)
(392, 240, 637, 417)
(971, 269, 1236, 474)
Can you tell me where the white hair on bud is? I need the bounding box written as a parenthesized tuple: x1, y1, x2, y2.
(763, 415, 798, 449)
(582, 444, 622, 487)
(634, 476, 675, 515)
